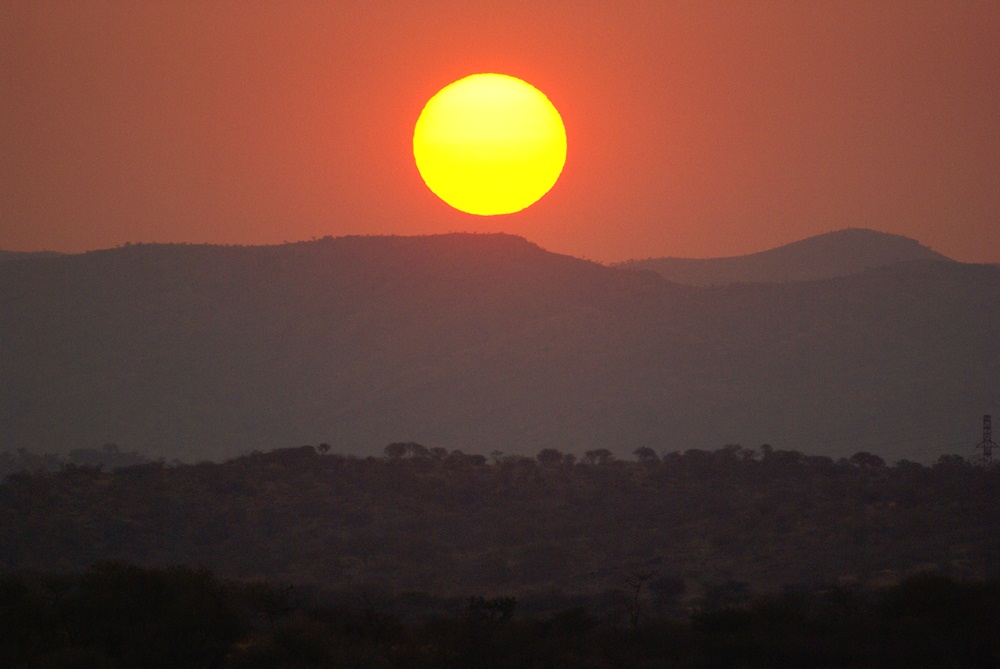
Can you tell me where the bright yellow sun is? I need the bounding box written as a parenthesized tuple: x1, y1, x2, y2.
(413, 73, 567, 216)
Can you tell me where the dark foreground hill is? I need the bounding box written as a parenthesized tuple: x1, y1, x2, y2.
(5, 561, 999, 668)
(1, 233, 997, 462)
(616, 228, 950, 285)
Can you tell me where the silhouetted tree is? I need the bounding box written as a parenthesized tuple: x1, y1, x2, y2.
(536, 448, 564, 467)
(384, 443, 407, 459)
(622, 570, 656, 629)
(850, 451, 886, 469)
(584, 449, 614, 465)
(405, 442, 430, 459)
(633, 447, 658, 464)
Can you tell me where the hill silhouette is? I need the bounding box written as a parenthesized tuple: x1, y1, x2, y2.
(0, 249, 64, 263)
(616, 228, 950, 285)
(1, 233, 996, 462)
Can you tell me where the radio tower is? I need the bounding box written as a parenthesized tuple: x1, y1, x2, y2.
(976, 415, 995, 464)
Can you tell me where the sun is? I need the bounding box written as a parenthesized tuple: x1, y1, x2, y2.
(413, 73, 567, 216)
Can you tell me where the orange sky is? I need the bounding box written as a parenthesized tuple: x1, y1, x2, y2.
(2, 1, 998, 262)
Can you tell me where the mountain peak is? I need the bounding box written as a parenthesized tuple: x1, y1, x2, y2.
(617, 228, 951, 285)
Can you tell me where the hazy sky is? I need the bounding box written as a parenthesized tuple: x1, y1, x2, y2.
(3, 1, 998, 262)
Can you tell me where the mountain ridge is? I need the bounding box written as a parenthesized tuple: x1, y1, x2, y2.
(0, 249, 65, 263)
(616, 228, 951, 285)
(1, 232, 996, 463)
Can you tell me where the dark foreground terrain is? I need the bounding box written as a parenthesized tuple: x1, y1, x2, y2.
(2, 562, 998, 668)
(3, 445, 998, 596)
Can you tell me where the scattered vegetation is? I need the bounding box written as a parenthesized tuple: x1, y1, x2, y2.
(0, 443, 149, 479)
(3, 444, 998, 597)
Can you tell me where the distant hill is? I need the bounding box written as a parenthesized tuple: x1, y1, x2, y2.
(616, 228, 951, 285)
(0, 249, 64, 262)
(1, 234, 996, 463)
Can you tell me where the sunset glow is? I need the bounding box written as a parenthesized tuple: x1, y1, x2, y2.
(2, 3, 998, 262)
(413, 74, 566, 216)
